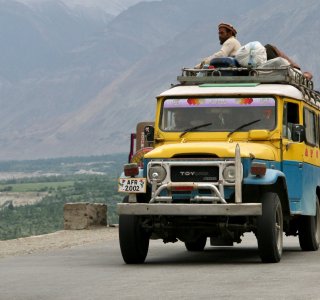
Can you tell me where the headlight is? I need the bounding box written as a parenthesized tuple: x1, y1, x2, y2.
(148, 165, 167, 183)
(223, 165, 236, 182)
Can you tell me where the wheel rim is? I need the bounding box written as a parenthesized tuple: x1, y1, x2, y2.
(275, 204, 283, 254)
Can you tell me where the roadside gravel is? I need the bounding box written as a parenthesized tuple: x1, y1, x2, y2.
(0, 226, 118, 258)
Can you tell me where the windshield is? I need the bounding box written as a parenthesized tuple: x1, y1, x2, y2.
(160, 97, 276, 133)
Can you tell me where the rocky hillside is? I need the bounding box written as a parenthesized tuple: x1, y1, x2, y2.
(0, 0, 318, 159)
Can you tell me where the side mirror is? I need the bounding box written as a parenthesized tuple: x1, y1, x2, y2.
(291, 124, 306, 142)
(144, 125, 154, 143)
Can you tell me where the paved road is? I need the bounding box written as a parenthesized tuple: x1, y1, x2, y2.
(0, 233, 319, 300)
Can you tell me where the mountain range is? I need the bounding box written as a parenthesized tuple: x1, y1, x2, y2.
(0, 0, 319, 160)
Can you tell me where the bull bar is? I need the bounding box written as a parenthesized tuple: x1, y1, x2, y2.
(117, 144, 262, 216)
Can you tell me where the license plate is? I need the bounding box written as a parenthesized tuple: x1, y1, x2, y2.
(118, 178, 147, 193)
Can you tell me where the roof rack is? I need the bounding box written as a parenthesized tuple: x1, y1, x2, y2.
(177, 66, 320, 106)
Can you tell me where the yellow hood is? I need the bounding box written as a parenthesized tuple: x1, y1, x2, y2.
(144, 141, 277, 160)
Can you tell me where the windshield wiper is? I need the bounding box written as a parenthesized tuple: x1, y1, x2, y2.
(180, 122, 212, 138)
(227, 119, 261, 138)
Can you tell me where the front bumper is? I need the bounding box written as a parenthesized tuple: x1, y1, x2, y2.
(117, 203, 262, 216)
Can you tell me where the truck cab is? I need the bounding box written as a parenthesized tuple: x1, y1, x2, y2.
(118, 65, 320, 264)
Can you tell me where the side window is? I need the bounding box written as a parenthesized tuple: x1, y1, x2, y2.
(283, 102, 299, 140)
(303, 108, 317, 146)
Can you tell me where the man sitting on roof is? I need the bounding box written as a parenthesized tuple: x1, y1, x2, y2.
(195, 23, 241, 69)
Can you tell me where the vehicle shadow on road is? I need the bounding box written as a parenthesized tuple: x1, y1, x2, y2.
(146, 246, 261, 265)
(145, 244, 303, 265)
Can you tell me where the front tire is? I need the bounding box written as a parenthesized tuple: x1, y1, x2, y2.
(256, 192, 283, 263)
(119, 196, 150, 264)
(298, 198, 320, 251)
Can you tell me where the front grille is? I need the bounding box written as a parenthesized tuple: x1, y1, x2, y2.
(171, 166, 219, 182)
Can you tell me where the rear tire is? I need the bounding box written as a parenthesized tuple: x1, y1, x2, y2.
(298, 198, 320, 251)
(185, 236, 207, 251)
(256, 192, 283, 263)
(119, 196, 150, 264)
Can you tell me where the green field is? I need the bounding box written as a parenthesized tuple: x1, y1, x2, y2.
(0, 181, 74, 192)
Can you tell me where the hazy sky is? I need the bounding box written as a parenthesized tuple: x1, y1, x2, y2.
(17, 0, 155, 15)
